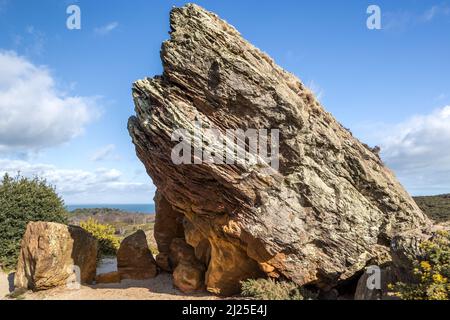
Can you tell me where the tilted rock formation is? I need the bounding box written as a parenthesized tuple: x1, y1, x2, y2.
(15, 222, 97, 291)
(117, 230, 158, 280)
(128, 4, 431, 295)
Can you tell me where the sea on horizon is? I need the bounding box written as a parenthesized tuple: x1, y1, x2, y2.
(66, 203, 155, 214)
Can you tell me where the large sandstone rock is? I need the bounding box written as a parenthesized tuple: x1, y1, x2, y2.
(117, 230, 157, 280)
(128, 4, 431, 295)
(15, 222, 97, 291)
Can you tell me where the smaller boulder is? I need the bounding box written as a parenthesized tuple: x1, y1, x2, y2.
(169, 238, 206, 292)
(117, 230, 157, 280)
(95, 271, 121, 284)
(14, 222, 98, 291)
(173, 260, 205, 293)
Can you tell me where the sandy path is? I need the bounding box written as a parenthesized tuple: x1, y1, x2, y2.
(9, 258, 219, 300)
(21, 273, 218, 300)
(0, 270, 12, 299)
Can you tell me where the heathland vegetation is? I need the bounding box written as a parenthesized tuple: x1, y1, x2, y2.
(414, 195, 450, 223)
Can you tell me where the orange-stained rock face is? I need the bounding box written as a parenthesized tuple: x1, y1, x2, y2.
(117, 230, 157, 280)
(167, 237, 206, 293)
(15, 222, 98, 291)
(173, 261, 205, 293)
(205, 236, 264, 296)
(184, 219, 211, 266)
(129, 3, 431, 296)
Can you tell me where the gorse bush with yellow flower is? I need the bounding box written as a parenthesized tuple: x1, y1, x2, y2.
(80, 218, 120, 257)
(390, 231, 450, 300)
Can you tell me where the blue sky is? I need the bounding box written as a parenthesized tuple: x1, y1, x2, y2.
(0, 0, 449, 204)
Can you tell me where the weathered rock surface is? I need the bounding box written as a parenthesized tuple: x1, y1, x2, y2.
(169, 238, 197, 267)
(173, 260, 205, 293)
(128, 4, 431, 295)
(117, 230, 157, 280)
(154, 190, 184, 271)
(15, 222, 97, 291)
(184, 219, 211, 266)
(169, 238, 206, 292)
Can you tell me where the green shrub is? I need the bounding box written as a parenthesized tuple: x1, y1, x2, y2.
(389, 231, 450, 300)
(0, 173, 68, 270)
(79, 218, 120, 257)
(240, 278, 317, 300)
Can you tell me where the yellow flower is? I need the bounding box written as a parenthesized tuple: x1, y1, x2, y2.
(432, 273, 447, 284)
(420, 261, 432, 271)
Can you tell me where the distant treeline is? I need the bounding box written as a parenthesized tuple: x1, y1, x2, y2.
(69, 208, 155, 226)
(67, 197, 450, 225)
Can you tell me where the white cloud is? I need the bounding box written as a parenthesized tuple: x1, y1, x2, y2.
(90, 144, 119, 162)
(0, 51, 99, 154)
(384, 4, 450, 31)
(0, 158, 153, 203)
(11, 26, 47, 56)
(422, 4, 450, 21)
(94, 22, 119, 36)
(378, 106, 450, 195)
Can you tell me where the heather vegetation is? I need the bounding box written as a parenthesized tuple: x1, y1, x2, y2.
(414, 195, 450, 223)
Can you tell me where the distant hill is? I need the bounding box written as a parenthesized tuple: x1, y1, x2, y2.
(69, 208, 155, 225)
(414, 194, 450, 223)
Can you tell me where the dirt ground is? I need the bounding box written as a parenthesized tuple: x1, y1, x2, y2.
(0, 270, 12, 299)
(4, 258, 218, 300)
(21, 273, 217, 300)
